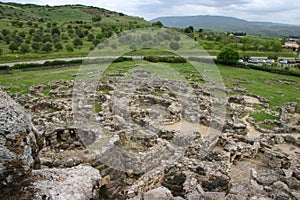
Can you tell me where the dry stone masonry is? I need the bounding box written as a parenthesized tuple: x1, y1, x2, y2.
(0, 67, 299, 199)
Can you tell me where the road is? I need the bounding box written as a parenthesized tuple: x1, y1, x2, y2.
(1, 55, 290, 67)
(0, 55, 217, 67)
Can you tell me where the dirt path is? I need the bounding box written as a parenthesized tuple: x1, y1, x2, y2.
(163, 119, 215, 138)
(241, 114, 262, 139)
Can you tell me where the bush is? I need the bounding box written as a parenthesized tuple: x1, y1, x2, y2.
(113, 57, 133, 63)
(13, 63, 42, 69)
(44, 60, 66, 66)
(92, 16, 102, 22)
(242, 55, 251, 62)
(267, 55, 278, 60)
(246, 64, 300, 77)
(144, 56, 187, 63)
(216, 47, 239, 65)
(13, 60, 84, 70)
(144, 55, 160, 62)
(0, 65, 10, 70)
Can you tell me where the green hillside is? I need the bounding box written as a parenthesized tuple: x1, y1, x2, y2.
(0, 2, 148, 24)
(0, 2, 152, 62)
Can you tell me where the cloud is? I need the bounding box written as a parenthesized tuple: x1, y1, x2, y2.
(2, 0, 300, 25)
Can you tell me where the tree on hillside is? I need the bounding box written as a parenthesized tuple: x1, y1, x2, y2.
(87, 34, 95, 41)
(216, 47, 240, 65)
(43, 34, 52, 43)
(51, 27, 60, 35)
(31, 42, 41, 51)
(92, 15, 102, 22)
(93, 39, 100, 47)
(73, 37, 83, 47)
(68, 28, 74, 36)
(152, 21, 163, 28)
(75, 28, 85, 38)
(20, 44, 30, 54)
(41, 42, 53, 52)
(54, 42, 63, 50)
(184, 26, 194, 34)
(66, 45, 74, 52)
(33, 30, 43, 42)
(13, 35, 23, 45)
(1, 29, 10, 36)
(9, 42, 19, 53)
(18, 31, 27, 38)
(4, 36, 10, 44)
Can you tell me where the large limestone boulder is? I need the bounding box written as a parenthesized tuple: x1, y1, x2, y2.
(21, 165, 102, 200)
(143, 186, 174, 200)
(0, 91, 41, 189)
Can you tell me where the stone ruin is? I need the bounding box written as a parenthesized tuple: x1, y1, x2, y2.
(0, 68, 299, 200)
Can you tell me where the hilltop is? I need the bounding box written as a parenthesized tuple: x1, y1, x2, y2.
(151, 15, 300, 36)
(0, 2, 148, 24)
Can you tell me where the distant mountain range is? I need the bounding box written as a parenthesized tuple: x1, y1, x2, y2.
(150, 15, 300, 36)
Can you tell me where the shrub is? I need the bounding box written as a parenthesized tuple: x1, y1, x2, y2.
(92, 16, 102, 22)
(144, 56, 186, 63)
(13, 63, 42, 69)
(13, 60, 84, 70)
(144, 55, 159, 62)
(267, 55, 278, 60)
(242, 55, 251, 62)
(0, 65, 10, 70)
(44, 60, 66, 66)
(113, 57, 133, 63)
(246, 64, 300, 77)
(216, 47, 239, 65)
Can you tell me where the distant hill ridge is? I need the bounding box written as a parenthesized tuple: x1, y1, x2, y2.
(151, 15, 300, 36)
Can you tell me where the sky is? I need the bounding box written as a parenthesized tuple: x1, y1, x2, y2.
(3, 0, 300, 25)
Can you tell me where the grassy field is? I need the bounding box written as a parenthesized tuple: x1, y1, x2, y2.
(1, 60, 299, 107)
(0, 65, 80, 94)
(1, 60, 299, 126)
(219, 64, 300, 109)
